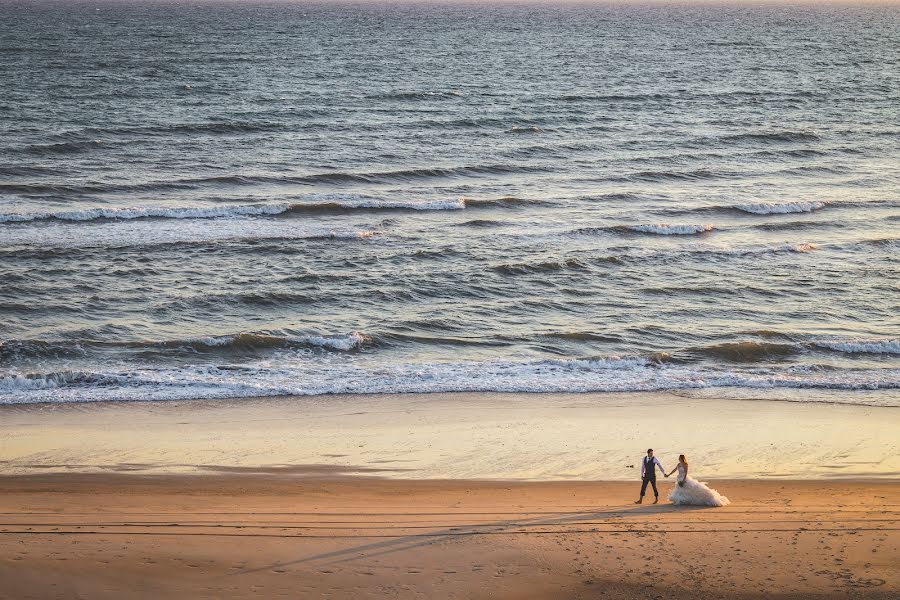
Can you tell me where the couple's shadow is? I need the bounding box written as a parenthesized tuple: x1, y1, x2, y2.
(537, 502, 712, 525)
(236, 501, 713, 575)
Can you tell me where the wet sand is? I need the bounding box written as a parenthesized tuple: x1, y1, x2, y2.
(2, 391, 899, 479)
(0, 475, 897, 599)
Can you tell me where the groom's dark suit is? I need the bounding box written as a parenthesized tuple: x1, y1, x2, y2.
(640, 455, 665, 499)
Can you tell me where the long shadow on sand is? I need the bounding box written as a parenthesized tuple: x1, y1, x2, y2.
(235, 503, 713, 576)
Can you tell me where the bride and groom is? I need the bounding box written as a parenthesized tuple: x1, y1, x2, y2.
(635, 448, 729, 507)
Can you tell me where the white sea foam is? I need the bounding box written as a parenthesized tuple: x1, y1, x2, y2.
(782, 242, 817, 253)
(195, 331, 369, 351)
(0, 198, 464, 223)
(734, 201, 826, 214)
(711, 242, 818, 256)
(2, 356, 898, 405)
(287, 332, 370, 351)
(626, 224, 715, 235)
(0, 218, 379, 250)
(0, 370, 129, 392)
(328, 198, 465, 211)
(0, 204, 289, 223)
(196, 335, 237, 347)
(814, 339, 900, 355)
(0, 373, 62, 391)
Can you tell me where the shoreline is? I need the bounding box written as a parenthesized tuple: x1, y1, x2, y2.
(3, 385, 900, 410)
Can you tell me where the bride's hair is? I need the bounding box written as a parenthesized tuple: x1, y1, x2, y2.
(679, 454, 687, 464)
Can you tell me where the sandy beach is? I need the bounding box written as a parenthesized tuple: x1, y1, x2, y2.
(1, 475, 897, 599)
(1, 392, 898, 598)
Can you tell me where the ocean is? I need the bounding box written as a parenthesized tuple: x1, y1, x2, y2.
(1, 1, 898, 405)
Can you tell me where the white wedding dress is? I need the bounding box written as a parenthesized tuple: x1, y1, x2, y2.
(668, 463, 730, 507)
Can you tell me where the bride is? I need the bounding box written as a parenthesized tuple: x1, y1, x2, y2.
(666, 454, 730, 507)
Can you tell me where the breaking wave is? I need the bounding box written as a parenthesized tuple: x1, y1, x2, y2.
(287, 198, 466, 213)
(2, 356, 898, 405)
(616, 224, 716, 235)
(814, 339, 900, 355)
(462, 196, 546, 209)
(0, 218, 379, 250)
(0, 200, 456, 223)
(734, 201, 826, 215)
(200, 331, 370, 352)
(0, 331, 371, 362)
(0, 204, 290, 223)
(0, 195, 548, 224)
(707, 242, 818, 255)
(506, 126, 543, 134)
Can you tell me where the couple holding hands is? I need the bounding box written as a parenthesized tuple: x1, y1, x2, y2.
(635, 448, 729, 507)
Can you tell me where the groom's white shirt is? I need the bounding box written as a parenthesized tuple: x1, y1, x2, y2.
(641, 456, 665, 478)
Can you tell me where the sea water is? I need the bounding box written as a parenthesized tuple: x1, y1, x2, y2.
(1, 2, 898, 404)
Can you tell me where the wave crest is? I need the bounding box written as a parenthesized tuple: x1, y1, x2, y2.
(0, 199, 467, 224)
(0, 331, 371, 361)
(506, 126, 543, 134)
(0, 371, 121, 392)
(735, 201, 826, 215)
(0, 204, 289, 223)
(695, 341, 800, 362)
(711, 243, 817, 255)
(492, 258, 589, 275)
(0, 195, 551, 224)
(462, 196, 542, 209)
(178, 331, 372, 352)
(814, 339, 900, 355)
(618, 224, 715, 235)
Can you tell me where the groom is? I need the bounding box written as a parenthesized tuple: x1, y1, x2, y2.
(635, 448, 667, 504)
